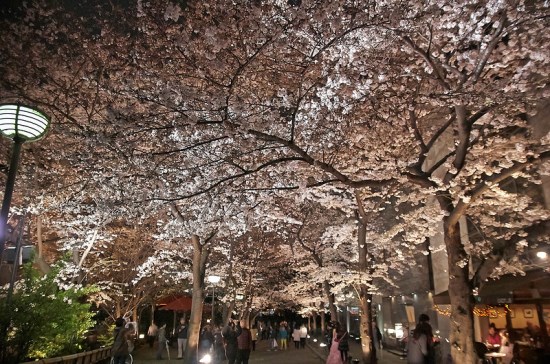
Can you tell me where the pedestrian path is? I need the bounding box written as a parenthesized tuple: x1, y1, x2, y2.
(131, 338, 405, 364)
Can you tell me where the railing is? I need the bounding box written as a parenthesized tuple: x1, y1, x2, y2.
(20, 347, 111, 364)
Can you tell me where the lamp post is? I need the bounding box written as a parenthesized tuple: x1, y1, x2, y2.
(207, 275, 221, 324)
(0, 104, 50, 259)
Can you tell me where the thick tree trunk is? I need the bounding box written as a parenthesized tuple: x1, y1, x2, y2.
(184, 235, 210, 364)
(357, 211, 376, 364)
(444, 219, 476, 363)
(359, 287, 376, 364)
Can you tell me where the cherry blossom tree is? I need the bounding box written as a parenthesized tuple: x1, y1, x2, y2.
(1, 2, 549, 364)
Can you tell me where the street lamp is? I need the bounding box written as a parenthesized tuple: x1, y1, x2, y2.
(0, 104, 50, 258)
(207, 275, 221, 324)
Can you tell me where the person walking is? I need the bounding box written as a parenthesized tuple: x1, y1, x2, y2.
(147, 321, 158, 348)
(213, 325, 225, 362)
(175, 318, 188, 359)
(250, 324, 258, 351)
(155, 323, 167, 360)
(199, 325, 214, 359)
(407, 323, 428, 364)
(279, 322, 289, 350)
(299, 323, 308, 349)
(223, 321, 238, 364)
(112, 317, 133, 364)
(325, 322, 343, 364)
(235, 320, 252, 364)
(337, 326, 349, 363)
(292, 324, 301, 349)
(269, 324, 278, 351)
(416, 314, 434, 364)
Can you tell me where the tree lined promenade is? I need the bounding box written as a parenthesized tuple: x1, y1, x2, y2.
(0, 0, 548, 363)
(131, 337, 404, 364)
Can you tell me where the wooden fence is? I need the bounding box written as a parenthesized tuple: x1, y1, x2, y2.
(20, 347, 111, 364)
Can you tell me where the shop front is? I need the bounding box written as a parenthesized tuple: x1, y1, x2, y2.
(476, 269, 550, 364)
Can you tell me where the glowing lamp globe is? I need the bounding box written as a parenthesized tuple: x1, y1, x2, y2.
(0, 104, 50, 141)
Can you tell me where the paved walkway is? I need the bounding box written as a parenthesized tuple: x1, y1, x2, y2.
(132, 338, 405, 364)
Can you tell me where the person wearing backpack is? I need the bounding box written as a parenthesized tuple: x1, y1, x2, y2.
(112, 317, 132, 364)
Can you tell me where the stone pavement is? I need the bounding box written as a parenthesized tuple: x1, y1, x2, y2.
(131, 338, 405, 364)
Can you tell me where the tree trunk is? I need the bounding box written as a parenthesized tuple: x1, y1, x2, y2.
(444, 219, 476, 363)
(359, 287, 376, 364)
(320, 309, 326, 335)
(184, 235, 210, 364)
(241, 296, 252, 324)
(115, 301, 122, 318)
(312, 311, 318, 334)
(357, 210, 376, 363)
(222, 243, 235, 325)
(323, 280, 337, 320)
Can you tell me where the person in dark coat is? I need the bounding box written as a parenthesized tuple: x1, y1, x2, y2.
(416, 314, 434, 364)
(199, 325, 214, 358)
(337, 324, 349, 363)
(112, 317, 132, 364)
(235, 320, 253, 364)
(223, 321, 238, 364)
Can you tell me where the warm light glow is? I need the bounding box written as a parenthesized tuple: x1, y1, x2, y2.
(199, 354, 212, 363)
(394, 324, 404, 339)
(208, 275, 221, 284)
(0, 104, 50, 141)
(313, 338, 318, 342)
(320, 343, 327, 347)
(536, 251, 547, 260)
(139, 334, 145, 339)
(433, 304, 511, 317)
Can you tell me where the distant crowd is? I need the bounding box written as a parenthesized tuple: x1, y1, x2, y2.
(143, 318, 310, 363)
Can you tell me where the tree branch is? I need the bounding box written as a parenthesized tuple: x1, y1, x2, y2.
(150, 156, 307, 201)
(469, 12, 507, 84)
(248, 129, 391, 189)
(449, 150, 550, 226)
(402, 36, 450, 90)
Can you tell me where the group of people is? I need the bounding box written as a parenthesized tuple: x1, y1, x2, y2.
(145, 318, 254, 363)
(146, 320, 169, 360)
(325, 321, 350, 364)
(406, 314, 435, 364)
(265, 321, 308, 350)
